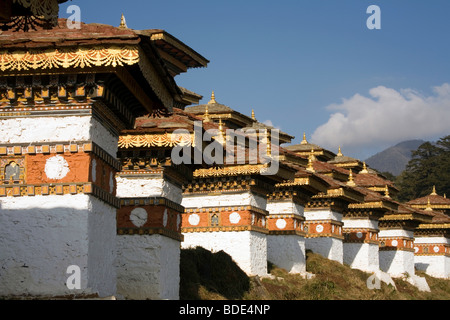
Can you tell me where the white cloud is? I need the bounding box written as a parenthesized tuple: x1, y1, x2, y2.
(311, 84, 450, 154)
(263, 119, 274, 127)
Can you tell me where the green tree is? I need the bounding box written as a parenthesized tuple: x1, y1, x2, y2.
(396, 135, 450, 202)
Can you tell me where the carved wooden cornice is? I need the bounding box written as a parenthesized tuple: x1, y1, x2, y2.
(118, 133, 193, 149)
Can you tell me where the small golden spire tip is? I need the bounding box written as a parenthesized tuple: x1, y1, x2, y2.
(347, 169, 356, 186)
(431, 185, 437, 196)
(208, 91, 216, 104)
(203, 105, 210, 122)
(119, 13, 128, 29)
(301, 132, 308, 144)
(337, 146, 343, 157)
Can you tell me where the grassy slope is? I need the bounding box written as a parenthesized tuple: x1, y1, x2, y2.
(180, 247, 450, 300)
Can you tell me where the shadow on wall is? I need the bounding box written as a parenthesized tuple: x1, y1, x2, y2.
(179, 246, 250, 300)
(415, 263, 430, 272)
(0, 204, 116, 298)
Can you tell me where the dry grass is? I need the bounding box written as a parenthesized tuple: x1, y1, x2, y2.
(180, 248, 450, 300)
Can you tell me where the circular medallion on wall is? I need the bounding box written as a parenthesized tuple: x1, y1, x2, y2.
(188, 213, 200, 226)
(276, 219, 287, 229)
(315, 224, 324, 233)
(229, 212, 241, 224)
(130, 208, 148, 228)
(356, 232, 363, 239)
(433, 246, 440, 253)
(391, 240, 398, 247)
(45, 155, 70, 180)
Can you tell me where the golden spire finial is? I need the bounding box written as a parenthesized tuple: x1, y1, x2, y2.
(309, 148, 316, 161)
(444, 194, 447, 199)
(266, 129, 271, 156)
(425, 197, 433, 211)
(217, 117, 225, 144)
(301, 132, 308, 145)
(203, 105, 210, 122)
(306, 152, 315, 172)
(119, 13, 128, 29)
(361, 162, 369, 174)
(347, 169, 356, 186)
(337, 146, 343, 157)
(431, 185, 437, 196)
(251, 109, 256, 121)
(208, 91, 216, 104)
(384, 185, 390, 198)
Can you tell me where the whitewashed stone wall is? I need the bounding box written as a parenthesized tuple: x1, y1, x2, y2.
(343, 243, 379, 272)
(304, 209, 343, 263)
(343, 218, 379, 272)
(115, 174, 183, 299)
(306, 237, 343, 263)
(182, 191, 267, 209)
(116, 234, 180, 300)
(182, 191, 269, 276)
(266, 201, 304, 216)
(266, 199, 306, 274)
(414, 237, 450, 279)
(379, 229, 415, 277)
(379, 250, 415, 277)
(0, 116, 118, 157)
(267, 235, 306, 273)
(116, 177, 182, 203)
(182, 231, 267, 276)
(0, 194, 116, 297)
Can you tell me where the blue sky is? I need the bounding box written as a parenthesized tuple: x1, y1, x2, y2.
(60, 1, 450, 160)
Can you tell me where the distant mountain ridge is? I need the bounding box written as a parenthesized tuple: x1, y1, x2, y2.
(365, 140, 425, 176)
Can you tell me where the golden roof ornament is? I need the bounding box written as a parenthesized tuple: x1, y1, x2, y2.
(431, 185, 437, 196)
(384, 185, 390, 198)
(119, 13, 128, 29)
(203, 105, 210, 122)
(425, 197, 433, 211)
(301, 132, 308, 145)
(251, 109, 256, 121)
(208, 91, 217, 104)
(217, 117, 225, 144)
(337, 146, 343, 157)
(306, 153, 315, 172)
(309, 148, 316, 161)
(266, 129, 271, 156)
(347, 169, 356, 186)
(360, 162, 369, 174)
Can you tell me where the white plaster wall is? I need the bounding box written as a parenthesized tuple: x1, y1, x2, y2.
(415, 255, 450, 279)
(116, 177, 182, 204)
(343, 243, 379, 272)
(379, 229, 414, 239)
(304, 209, 342, 222)
(414, 237, 450, 245)
(181, 231, 267, 276)
(305, 237, 343, 264)
(267, 234, 306, 273)
(116, 234, 180, 300)
(266, 201, 304, 216)
(182, 191, 267, 210)
(379, 250, 415, 278)
(342, 218, 378, 230)
(0, 116, 118, 157)
(0, 194, 116, 297)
